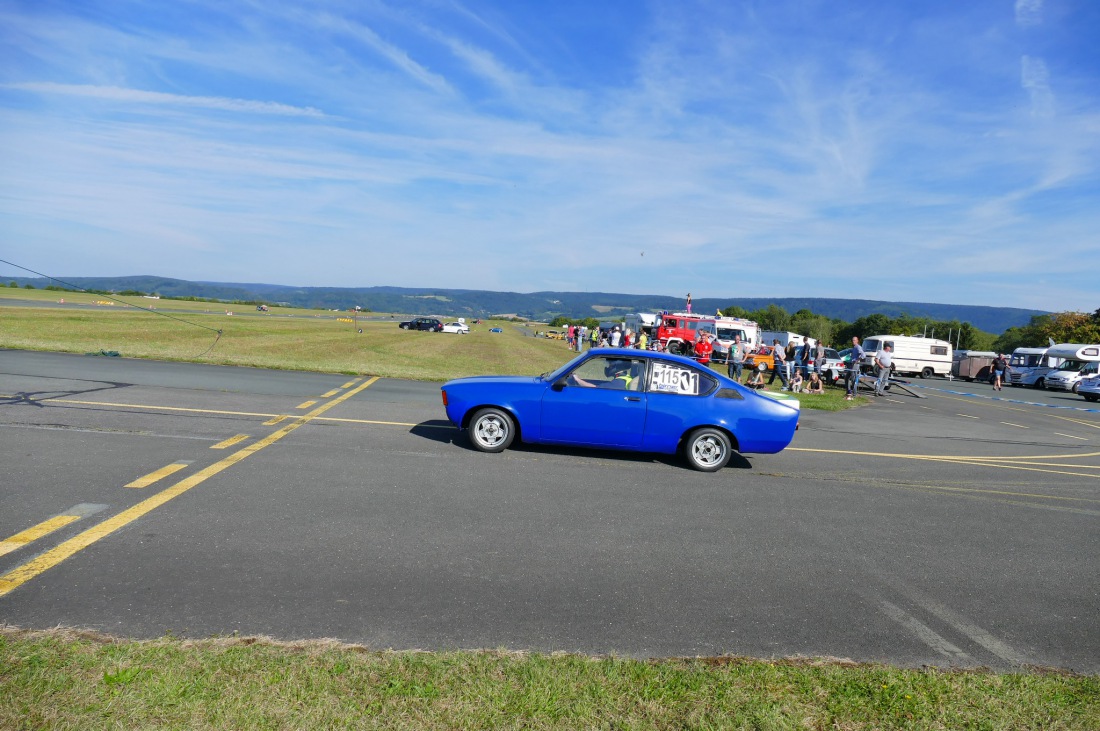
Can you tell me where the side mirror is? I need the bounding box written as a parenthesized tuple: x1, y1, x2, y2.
(552, 376, 570, 391)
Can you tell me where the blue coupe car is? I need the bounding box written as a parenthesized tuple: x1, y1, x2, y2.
(440, 348, 799, 471)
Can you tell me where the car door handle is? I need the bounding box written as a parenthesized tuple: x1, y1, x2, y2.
(624, 396, 641, 402)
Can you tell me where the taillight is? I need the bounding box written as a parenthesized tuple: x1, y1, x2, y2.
(441, 390, 448, 406)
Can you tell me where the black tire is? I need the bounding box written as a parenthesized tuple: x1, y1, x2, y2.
(1071, 383, 1080, 394)
(401, 324, 410, 330)
(756, 362, 768, 372)
(1035, 378, 1045, 389)
(920, 367, 933, 379)
(468, 408, 515, 453)
(1083, 394, 1097, 402)
(684, 428, 732, 472)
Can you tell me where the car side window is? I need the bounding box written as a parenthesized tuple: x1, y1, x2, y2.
(570, 357, 646, 390)
(647, 362, 716, 396)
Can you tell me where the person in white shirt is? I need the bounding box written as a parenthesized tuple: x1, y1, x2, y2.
(874, 345, 893, 396)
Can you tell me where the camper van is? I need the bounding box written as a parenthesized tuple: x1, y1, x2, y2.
(1008, 346, 1064, 389)
(712, 316, 760, 363)
(1042, 344, 1100, 393)
(861, 335, 953, 378)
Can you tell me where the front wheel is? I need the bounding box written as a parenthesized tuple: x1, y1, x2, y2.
(468, 408, 515, 453)
(1083, 394, 1097, 402)
(920, 367, 933, 379)
(401, 324, 410, 330)
(1034, 378, 1045, 389)
(684, 428, 732, 472)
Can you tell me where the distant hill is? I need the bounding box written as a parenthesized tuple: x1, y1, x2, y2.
(4, 275, 1047, 334)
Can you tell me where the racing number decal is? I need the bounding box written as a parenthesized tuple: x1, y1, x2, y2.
(650, 363, 700, 395)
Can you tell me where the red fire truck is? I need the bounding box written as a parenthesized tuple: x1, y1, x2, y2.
(656, 312, 717, 357)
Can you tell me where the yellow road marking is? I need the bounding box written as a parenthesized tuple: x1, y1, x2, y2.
(341, 380, 359, 389)
(56, 400, 277, 419)
(790, 447, 1100, 482)
(211, 434, 250, 449)
(34, 396, 448, 429)
(296, 400, 317, 409)
(0, 377, 380, 598)
(0, 516, 80, 558)
(321, 389, 340, 398)
(791, 447, 1100, 462)
(1055, 432, 1089, 441)
(125, 461, 190, 488)
(1000, 422, 1028, 429)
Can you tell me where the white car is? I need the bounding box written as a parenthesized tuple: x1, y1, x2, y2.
(1078, 374, 1100, 403)
(442, 321, 470, 334)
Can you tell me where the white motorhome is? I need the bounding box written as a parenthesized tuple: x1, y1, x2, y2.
(712, 316, 760, 363)
(861, 335, 952, 378)
(1008, 346, 1065, 389)
(623, 313, 659, 339)
(1042, 344, 1100, 393)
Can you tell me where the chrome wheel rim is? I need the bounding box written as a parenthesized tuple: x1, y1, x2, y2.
(692, 434, 726, 467)
(474, 414, 508, 448)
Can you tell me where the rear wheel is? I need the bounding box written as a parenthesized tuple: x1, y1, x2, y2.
(920, 367, 933, 379)
(1083, 394, 1097, 402)
(1034, 378, 1045, 389)
(468, 408, 515, 453)
(684, 428, 732, 472)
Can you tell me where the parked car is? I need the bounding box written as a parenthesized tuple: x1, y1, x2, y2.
(440, 348, 800, 472)
(810, 347, 846, 382)
(544, 330, 564, 340)
(1078, 374, 1100, 403)
(399, 317, 443, 332)
(489, 327, 503, 333)
(442, 321, 470, 334)
(742, 345, 778, 373)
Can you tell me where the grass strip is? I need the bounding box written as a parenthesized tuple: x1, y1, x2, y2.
(2, 629, 1096, 730)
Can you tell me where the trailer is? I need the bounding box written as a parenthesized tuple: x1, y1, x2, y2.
(862, 335, 952, 379)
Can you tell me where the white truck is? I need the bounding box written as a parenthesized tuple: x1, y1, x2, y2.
(712, 316, 760, 364)
(1008, 346, 1065, 389)
(1042, 344, 1100, 393)
(861, 334, 952, 378)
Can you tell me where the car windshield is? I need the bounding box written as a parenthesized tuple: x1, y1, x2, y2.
(541, 352, 589, 381)
(1055, 359, 1085, 372)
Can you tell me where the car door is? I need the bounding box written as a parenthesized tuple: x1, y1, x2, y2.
(540, 356, 648, 448)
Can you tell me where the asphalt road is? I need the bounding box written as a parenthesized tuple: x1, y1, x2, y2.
(1, 349, 1097, 672)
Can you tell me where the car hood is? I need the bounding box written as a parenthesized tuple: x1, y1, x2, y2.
(444, 375, 543, 387)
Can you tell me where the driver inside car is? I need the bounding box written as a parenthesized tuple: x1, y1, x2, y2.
(572, 359, 637, 390)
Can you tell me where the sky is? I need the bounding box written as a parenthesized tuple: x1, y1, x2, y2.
(1, 0, 1097, 312)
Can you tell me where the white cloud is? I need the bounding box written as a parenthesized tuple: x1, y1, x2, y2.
(1020, 56, 1054, 117)
(1015, 0, 1043, 27)
(3, 82, 326, 117)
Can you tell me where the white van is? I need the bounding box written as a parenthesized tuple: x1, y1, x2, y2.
(713, 317, 760, 363)
(1008, 346, 1064, 389)
(861, 335, 953, 378)
(1042, 344, 1100, 393)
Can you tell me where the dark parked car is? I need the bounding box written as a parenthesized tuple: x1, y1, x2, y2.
(399, 317, 443, 332)
(441, 348, 800, 472)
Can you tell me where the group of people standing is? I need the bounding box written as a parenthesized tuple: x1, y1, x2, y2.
(725, 336, 828, 394)
(563, 324, 652, 353)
